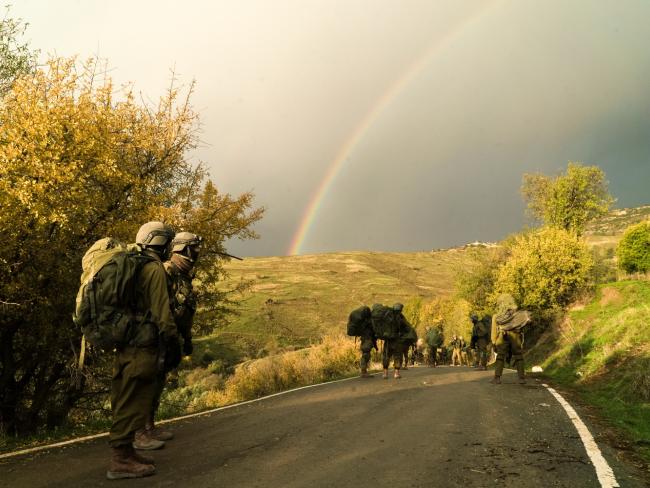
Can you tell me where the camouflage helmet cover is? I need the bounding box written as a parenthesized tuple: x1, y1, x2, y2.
(172, 231, 202, 253)
(136, 221, 174, 247)
(495, 293, 518, 315)
(392, 303, 404, 312)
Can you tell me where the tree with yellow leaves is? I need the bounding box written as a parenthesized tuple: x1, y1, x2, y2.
(0, 58, 264, 435)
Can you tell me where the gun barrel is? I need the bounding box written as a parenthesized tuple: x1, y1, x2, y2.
(218, 252, 243, 261)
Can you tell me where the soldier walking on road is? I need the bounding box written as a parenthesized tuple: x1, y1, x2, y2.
(107, 221, 178, 480)
(491, 294, 531, 385)
(450, 335, 462, 366)
(470, 314, 491, 371)
(347, 305, 376, 377)
(380, 303, 414, 379)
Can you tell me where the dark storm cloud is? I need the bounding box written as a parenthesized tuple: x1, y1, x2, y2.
(12, 0, 650, 256)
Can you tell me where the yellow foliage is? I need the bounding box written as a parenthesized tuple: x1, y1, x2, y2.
(492, 227, 594, 311)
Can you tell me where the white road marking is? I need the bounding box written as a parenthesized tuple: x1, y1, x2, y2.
(0, 373, 366, 460)
(543, 384, 619, 488)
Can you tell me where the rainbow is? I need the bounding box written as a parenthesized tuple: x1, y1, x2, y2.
(287, 1, 502, 255)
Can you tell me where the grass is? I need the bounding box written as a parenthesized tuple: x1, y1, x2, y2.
(206, 249, 467, 365)
(528, 280, 650, 461)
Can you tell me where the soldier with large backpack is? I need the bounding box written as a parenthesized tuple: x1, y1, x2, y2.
(347, 305, 377, 377)
(74, 221, 178, 479)
(143, 232, 202, 445)
(373, 303, 416, 379)
(490, 294, 531, 385)
(425, 325, 444, 367)
(470, 313, 491, 370)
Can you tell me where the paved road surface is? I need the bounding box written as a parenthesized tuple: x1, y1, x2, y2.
(1, 366, 647, 487)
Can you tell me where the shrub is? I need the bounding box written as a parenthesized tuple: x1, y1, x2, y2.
(617, 222, 650, 274)
(492, 227, 594, 311)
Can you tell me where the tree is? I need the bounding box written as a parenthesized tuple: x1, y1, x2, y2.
(454, 246, 508, 315)
(617, 222, 650, 274)
(0, 7, 37, 96)
(521, 162, 614, 235)
(0, 58, 264, 435)
(492, 227, 594, 312)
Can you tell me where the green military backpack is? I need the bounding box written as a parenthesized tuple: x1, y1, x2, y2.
(426, 328, 443, 347)
(401, 323, 418, 344)
(347, 305, 372, 336)
(473, 316, 491, 338)
(73, 237, 154, 351)
(371, 304, 400, 340)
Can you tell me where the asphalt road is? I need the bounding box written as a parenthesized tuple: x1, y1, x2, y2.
(0, 366, 647, 487)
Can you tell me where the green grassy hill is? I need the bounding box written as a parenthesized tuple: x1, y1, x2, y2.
(528, 281, 650, 459)
(199, 249, 471, 369)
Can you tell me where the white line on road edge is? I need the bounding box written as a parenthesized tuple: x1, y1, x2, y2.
(542, 384, 619, 488)
(0, 373, 366, 461)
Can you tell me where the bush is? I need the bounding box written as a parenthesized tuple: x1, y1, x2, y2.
(617, 222, 650, 274)
(493, 227, 594, 312)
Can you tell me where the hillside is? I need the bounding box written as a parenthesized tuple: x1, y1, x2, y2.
(205, 249, 470, 368)
(527, 281, 650, 461)
(585, 204, 650, 250)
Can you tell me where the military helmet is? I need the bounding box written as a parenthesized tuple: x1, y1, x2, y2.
(495, 293, 518, 315)
(172, 231, 203, 253)
(392, 303, 404, 312)
(136, 221, 174, 247)
(470, 313, 479, 323)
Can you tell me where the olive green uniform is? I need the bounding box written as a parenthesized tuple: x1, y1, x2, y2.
(109, 253, 177, 448)
(471, 318, 491, 369)
(450, 337, 462, 366)
(382, 339, 403, 369)
(149, 261, 197, 421)
(492, 316, 525, 379)
(359, 327, 376, 371)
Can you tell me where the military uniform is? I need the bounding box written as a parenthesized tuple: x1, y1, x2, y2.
(471, 316, 491, 370)
(359, 328, 376, 375)
(491, 294, 530, 385)
(109, 251, 177, 448)
(147, 259, 197, 429)
(382, 339, 403, 370)
(450, 336, 462, 366)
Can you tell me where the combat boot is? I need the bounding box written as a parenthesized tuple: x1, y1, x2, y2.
(133, 429, 165, 451)
(106, 446, 156, 480)
(490, 375, 502, 385)
(360, 368, 372, 378)
(145, 422, 174, 441)
(515, 360, 526, 384)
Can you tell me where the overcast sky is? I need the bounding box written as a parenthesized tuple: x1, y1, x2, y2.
(14, 0, 650, 256)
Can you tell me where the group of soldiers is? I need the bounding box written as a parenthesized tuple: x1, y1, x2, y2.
(355, 295, 529, 386)
(105, 221, 200, 480)
(356, 303, 418, 379)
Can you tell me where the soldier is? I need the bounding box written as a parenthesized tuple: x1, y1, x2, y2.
(381, 303, 410, 379)
(107, 221, 178, 480)
(358, 308, 377, 377)
(140, 232, 202, 446)
(470, 314, 491, 371)
(450, 335, 462, 366)
(491, 294, 531, 385)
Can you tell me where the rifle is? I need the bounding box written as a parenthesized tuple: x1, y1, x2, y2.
(217, 251, 243, 261)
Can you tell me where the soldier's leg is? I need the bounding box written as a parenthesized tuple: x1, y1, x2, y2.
(478, 338, 488, 369)
(108, 348, 158, 479)
(391, 344, 402, 378)
(360, 340, 373, 377)
(510, 331, 526, 384)
(382, 343, 390, 378)
(492, 332, 507, 383)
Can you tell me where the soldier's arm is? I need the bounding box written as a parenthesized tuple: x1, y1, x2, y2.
(143, 261, 178, 338)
